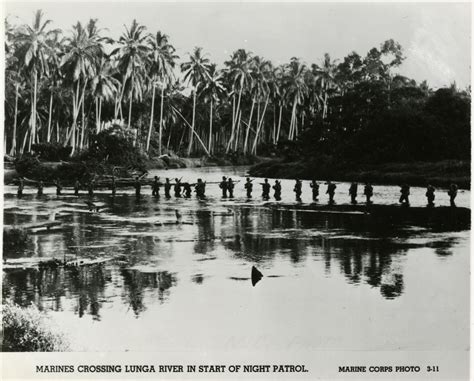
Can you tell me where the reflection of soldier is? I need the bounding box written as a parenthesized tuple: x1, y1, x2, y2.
(195, 179, 206, 199)
(293, 179, 302, 201)
(399, 184, 410, 206)
(164, 178, 172, 198)
(88, 180, 95, 197)
(448, 183, 458, 207)
(244, 177, 253, 198)
(74, 179, 80, 196)
(134, 177, 141, 197)
(227, 178, 235, 198)
(326, 181, 336, 204)
(55, 178, 62, 196)
(111, 176, 117, 196)
(364, 183, 373, 204)
(37, 181, 44, 196)
(152, 176, 160, 198)
(310, 180, 319, 202)
(17, 177, 24, 197)
(349, 182, 358, 204)
(219, 176, 228, 198)
(425, 185, 435, 207)
(273, 180, 282, 201)
(183, 183, 192, 198)
(261, 179, 271, 199)
(174, 178, 182, 198)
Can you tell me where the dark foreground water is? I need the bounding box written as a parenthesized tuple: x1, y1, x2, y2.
(2, 166, 470, 351)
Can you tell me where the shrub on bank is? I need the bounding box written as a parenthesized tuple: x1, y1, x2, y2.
(2, 300, 69, 352)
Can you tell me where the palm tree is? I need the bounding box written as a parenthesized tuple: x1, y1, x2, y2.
(15, 10, 59, 151)
(90, 56, 120, 133)
(201, 64, 226, 153)
(146, 31, 177, 154)
(224, 49, 252, 153)
(313, 53, 338, 119)
(61, 19, 104, 153)
(112, 20, 150, 138)
(181, 47, 210, 156)
(283, 58, 308, 140)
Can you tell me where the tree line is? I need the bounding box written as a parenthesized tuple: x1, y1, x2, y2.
(4, 10, 470, 162)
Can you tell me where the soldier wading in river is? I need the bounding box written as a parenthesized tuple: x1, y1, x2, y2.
(152, 176, 160, 198)
(448, 183, 458, 207)
(244, 177, 253, 198)
(273, 180, 282, 200)
(326, 181, 337, 204)
(294, 179, 302, 201)
(164, 178, 172, 198)
(261, 179, 271, 200)
(195, 179, 206, 199)
(364, 182, 373, 204)
(426, 184, 435, 207)
(219, 176, 228, 198)
(399, 184, 410, 206)
(349, 182, 358, 204)
(310, 180, 319, 202)
(227, 178, 235, 198)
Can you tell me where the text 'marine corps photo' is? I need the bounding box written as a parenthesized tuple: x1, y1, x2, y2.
(1, 1, 471, 380)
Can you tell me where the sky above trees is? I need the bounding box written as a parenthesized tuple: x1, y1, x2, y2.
(6, 1, 470, 90)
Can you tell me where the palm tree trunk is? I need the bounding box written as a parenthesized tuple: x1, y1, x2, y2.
(187, 88, 196, 156)
(56, 122, 59, 143)
(80, 99, 85, 150)
(252, 94, 270, 154)
(10, 83, 19, 156)
(243, 98, 256, 154)
(227, 86, 243, 153)
(159, 85, 165, 155)
(47, 91, 53, 143)
(32, 71, 38, 147)
(146, 84, 156, 153)
(128, 81, 133, 130)
(208, 98, 213, 153)
(276, 105, 283, 143)
(173, 105, 209, 155)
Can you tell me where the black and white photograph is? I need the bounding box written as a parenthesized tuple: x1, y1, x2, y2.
(1, 1, 471, 379)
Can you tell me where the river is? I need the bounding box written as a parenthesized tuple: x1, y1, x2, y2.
(2, 166, 470, 352)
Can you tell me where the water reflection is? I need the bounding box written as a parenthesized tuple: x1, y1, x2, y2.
(2, 188, 468, 322)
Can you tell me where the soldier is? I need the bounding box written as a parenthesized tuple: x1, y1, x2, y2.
(219, 176, 228, 198)
(88, 179, 95, 197)
(195, 178, 206, 199)
(152, 176, 160, 198)
(227, 178, 235, 198)
(273, 180, 282, 201)
(244, 177, 253, 198)
(111, 176, 117, 196)
(293, 179, 302, 201)
(310, 180, 319, 202)
(74, 179, 80, 196)
(399, 184, 410, 206)
(164, 178, 172, 198)
(448, 183, 458, 207)
(364, 182, 374, 204)
(37, 181, 44, 196)
(55, 178, 62, 196)
(261, 178, 271, 200)
(326, 181, 337, 204)
(174, 177, 182, 198)
(17, 177, 24, 197)
(349, 182, 358, 204)
(426, 184, 435, 207)
(134, 176, 141, 197)
(183, 182, 192, 198)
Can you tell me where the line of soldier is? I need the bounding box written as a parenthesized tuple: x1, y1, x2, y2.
(15, 176, 459, 207)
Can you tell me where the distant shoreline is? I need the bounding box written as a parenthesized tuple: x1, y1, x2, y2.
(248, 159, 471, 190)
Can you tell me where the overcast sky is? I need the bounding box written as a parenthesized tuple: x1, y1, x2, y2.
(4, 1, 471, 89)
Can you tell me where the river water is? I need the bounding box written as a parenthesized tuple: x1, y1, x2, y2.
(2, 166, 470, 352)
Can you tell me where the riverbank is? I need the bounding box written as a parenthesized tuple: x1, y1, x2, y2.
(249, 159, 471, 189)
